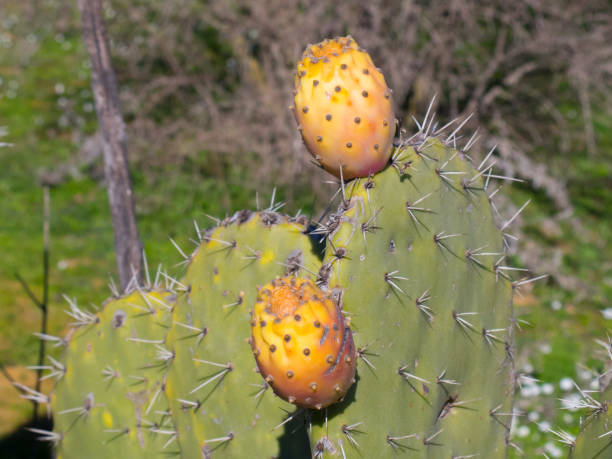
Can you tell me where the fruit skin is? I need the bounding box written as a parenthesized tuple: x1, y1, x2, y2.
(293, 36, 395, 179)
(250, 276, 356, 409)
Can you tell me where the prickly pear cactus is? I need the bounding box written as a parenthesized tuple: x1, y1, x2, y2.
(293, 36, 395, 179)
(42, 35, 528, 459)
(310, 137, 515, 457)
(51, 290, 178, 457)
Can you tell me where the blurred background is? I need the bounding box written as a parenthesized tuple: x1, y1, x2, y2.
(1, 0, 611, 457)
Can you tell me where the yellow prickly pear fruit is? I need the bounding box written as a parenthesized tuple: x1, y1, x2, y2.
(293, 36, 395, 179)
(250, 276, 356, 409)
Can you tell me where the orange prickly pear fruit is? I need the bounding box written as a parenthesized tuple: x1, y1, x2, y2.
(250, 276, 356, 409)
(293, 36, 395, 179)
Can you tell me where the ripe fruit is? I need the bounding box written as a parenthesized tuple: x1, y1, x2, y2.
(250, 276, 356, 409)
(293, 36, 395, 179)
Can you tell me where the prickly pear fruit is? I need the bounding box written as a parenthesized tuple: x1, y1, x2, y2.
(250, 276, 356, 409)
(293, 36, 395, 179)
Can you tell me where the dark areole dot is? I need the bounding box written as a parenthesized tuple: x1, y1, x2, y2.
(302, 106, 309, 113)
(303, 348, 311, 356)
(326, 114, 332, 121)
(362, 90, 368, 97)
(354, 117, 361, 124)
(286, 370, 294, 378)
(284, 334, 291, 342)
(269, 344, 276, 352)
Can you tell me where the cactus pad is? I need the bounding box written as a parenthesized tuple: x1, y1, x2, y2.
(310, 138, 515, 457)
(51, 290, 177, 458)
(164, 211, 320, 458)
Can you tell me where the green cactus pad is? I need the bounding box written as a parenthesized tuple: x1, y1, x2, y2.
(310, 138, 515, 458)
(165, 211, 320, 458)
(52, 290, 177, 458)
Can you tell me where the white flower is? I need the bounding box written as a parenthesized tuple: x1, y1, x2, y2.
(516, 425, 530, 438)
(527, 411, 540, 422)
(538, 421, 551, 432)
(559, 377, 574, 391)
(602, 308, 612, 320)
(541, 383, 555, 395)
(544, 441, 563, 458)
